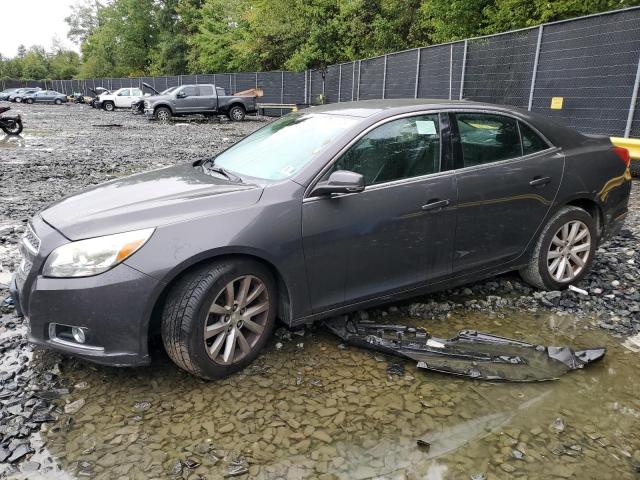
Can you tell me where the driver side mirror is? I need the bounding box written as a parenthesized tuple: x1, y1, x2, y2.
(310, 170, 365, 197)
(177, 91, 187, 98)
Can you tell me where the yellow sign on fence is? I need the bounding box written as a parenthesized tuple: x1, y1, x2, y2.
(550, 97, 564, 109)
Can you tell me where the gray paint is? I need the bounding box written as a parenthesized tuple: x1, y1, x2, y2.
(12, 99, 632, 367)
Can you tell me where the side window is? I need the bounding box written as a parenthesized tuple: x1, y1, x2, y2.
(199, 85, 214, 96)
(182, 86, 199, 97)
(519, 121, 549, 155)
(455, 113, 521, 167)
(131, 89, 142, 97)
(117, 89, 130, 96)
(329, 114, 441, 186)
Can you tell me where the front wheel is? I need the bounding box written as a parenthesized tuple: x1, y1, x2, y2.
(228, 105, 245, 122)
(103, 101, 115, 112)
(54, 98, 63, 105)
(161, 259, 277, 379)
(1, 119, 23, 135)
(155, 107, 172, 122)
(520, 206, 597, 290)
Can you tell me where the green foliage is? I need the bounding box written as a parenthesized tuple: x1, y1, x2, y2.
(0, 45, 80, 80)
(4, 0, 640, 79)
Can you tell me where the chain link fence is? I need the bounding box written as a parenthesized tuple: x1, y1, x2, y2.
(2, 6, 640, 136)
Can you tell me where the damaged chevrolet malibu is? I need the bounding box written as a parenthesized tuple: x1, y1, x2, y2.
(10, 99, 632, 379)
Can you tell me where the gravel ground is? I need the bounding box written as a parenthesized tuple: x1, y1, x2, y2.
(0, 102, 639, 477)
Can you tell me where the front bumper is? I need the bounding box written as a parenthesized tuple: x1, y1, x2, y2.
(12, 219, 160, 367)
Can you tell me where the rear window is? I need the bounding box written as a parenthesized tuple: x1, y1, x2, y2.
(199, 85, 214, 96)
(519, 122, 549, 155)
(455, 113, 521, 167)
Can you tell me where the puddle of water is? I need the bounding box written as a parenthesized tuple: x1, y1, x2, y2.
(33, 311, 639, 479)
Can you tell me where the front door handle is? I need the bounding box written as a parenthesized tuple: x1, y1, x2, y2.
(422, 199, 450, 211)
(529, 176, 552, 187)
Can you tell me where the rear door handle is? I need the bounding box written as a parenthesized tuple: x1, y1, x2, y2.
(421, 199, 450, 211)
(529, 176, 551, 187)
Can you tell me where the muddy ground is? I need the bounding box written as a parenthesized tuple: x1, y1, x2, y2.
(0, 103, 639, 479)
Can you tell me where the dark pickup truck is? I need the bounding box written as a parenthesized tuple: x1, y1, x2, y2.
(144, 84, 257, 121)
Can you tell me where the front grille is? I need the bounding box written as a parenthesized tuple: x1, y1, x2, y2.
(22, 223, 41, 254)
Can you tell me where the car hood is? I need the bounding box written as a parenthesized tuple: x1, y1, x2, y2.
(40, 164, 263, 240)
(147, 94, 173, 103)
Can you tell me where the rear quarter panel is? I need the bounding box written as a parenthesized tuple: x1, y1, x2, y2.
(556, 136, 631, 229)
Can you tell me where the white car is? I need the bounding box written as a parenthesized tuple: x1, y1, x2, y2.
(97, 88, 143, 111)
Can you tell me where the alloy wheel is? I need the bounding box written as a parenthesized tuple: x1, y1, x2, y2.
(231, 107, 244, 121)
(547, 220, 591, 282)
(157, 110, 170, 121)
(204, 275, 270, 365)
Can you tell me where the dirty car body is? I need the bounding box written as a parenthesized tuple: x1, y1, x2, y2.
(11, 99, 631, 376)
(143, 83, 257, 121)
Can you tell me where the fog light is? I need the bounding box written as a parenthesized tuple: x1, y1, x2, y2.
(71, 327, 88, 344)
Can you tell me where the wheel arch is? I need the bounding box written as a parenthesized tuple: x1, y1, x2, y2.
(563, 196, 604, 238)
(226, 102, 246, 114)
(153, 103, 173, 114)
(144, 251, 293, 344)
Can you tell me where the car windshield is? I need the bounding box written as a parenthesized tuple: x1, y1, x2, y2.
(214, 112, 359, 180)
(162, 87, 176, 94)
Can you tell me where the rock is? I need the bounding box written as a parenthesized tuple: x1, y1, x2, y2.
(550, 417, 565, 433)
(317, 407, 339, 417)
(311, 430, 333, 443)
(8, 444, 34, 463)
(64, 398, 85, 414)
(218, 423, 235, 434)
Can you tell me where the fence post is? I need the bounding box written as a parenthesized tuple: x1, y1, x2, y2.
(449, 45, 453, 100)
(356, 60, 361, 101)
(528, 25, 544, 111)
(459, 39, 468, 100)
(625, 52, 640, 138)
(382, 54, 388, 99)
(281, 71, 285, 116)
(414, 49, 422, 99)
(255, 72, 258, 89)
(338, 64, 342, 102)
(351, 62, 356, 101)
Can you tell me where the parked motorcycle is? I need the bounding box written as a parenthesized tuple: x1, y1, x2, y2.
(0, 105, 23, 135)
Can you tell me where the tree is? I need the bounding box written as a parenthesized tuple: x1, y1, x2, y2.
(65, 0, 102, 45)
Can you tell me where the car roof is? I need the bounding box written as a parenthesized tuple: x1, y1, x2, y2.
(308, 98, 527, 117)
(307, 98, 585, 147)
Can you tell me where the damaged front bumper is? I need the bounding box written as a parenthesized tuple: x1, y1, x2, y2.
(325, 318, 605, 382)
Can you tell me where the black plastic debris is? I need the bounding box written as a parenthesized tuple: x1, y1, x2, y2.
(324, 318, 605, 382)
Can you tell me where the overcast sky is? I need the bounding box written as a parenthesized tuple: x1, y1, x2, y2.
(1, 0, 79, 57)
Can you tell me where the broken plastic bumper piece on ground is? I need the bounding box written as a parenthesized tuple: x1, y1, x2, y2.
(324, 318, 605, 382)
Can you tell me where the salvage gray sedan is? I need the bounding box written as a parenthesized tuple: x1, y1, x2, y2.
(10, 99, 632, 379)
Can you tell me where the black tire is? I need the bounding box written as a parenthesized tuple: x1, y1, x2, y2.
(161, 259, 277, 380)
(1, 119, 23, 136)
(103, 101, 115, 111)
(54, 98, 62, 105)
(25, 98, 34, 104)
(155, 106, 172, 122)
(228, 105, 245, 122)
(520, 206, 597, 290)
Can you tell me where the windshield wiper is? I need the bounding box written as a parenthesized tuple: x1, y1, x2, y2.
(202, 159, 242, 183)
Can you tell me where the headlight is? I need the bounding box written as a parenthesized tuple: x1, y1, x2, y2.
(43, 228, 155, 278)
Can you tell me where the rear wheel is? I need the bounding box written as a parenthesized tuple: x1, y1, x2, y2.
(228, 105, 245, 122)
(25, 98, 34, 104)
(161, 259, 276, 379)
(155, 106, 172, 122)
(1, 119, 23, 135)
(54, 98, 62, 105)
(103, 101, 115, 111)
(520, 206, 596, 290)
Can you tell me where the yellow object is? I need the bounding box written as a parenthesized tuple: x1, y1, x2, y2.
(610, 137, 640, 161)
(550, 97, 563, 110)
